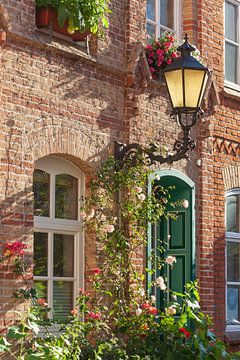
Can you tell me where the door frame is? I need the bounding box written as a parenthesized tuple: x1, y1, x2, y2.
(147, 169, 196, 293)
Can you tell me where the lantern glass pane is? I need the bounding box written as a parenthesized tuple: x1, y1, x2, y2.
(198, 72, 209, 107)
(164, 69, 183, 108)
(184, 69, 205, 108)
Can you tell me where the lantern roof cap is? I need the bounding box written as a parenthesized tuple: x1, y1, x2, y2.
(163, 34, 208, 72)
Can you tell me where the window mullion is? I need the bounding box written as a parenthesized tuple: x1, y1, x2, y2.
(51, 172, 55, 220)
(48, 232, 53, 316)
(156, 0, 160, 38)
(238, 4, 240, 85)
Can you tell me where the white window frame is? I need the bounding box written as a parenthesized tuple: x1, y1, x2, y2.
(34, 156, 85, 319)
(224, 0, 240, 91)
(225, 189, 240, 332)
(146, 0, 182, 40)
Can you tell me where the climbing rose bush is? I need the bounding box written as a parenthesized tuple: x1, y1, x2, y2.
(0, 152, 233, 359)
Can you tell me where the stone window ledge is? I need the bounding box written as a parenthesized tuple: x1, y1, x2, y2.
(223, 83, 240, 102)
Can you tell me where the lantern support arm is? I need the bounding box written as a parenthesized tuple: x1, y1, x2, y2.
(115, 121, 196, 167)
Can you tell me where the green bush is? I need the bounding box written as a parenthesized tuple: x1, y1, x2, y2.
(0, 152, 230, 359)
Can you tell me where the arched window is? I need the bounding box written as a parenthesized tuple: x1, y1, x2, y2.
(226, 189, 240, 330)
(33, 157, 84, 322)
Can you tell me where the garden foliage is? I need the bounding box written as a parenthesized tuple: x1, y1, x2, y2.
(0, 151, 235, 359)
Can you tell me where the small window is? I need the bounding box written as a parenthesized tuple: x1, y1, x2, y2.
(224, 1, 240, 87)
(33, 157, 84, 323)
(226, 191, 240, 329)
(146, 0, 181, 39)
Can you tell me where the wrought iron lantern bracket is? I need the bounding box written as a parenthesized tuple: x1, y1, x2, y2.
(115, 110, 203, 167)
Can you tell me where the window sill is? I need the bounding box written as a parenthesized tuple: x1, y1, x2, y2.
(225, 330, 240, 344)
(223, 81, 240, 101)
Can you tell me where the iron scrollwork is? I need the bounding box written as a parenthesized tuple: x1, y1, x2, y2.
(115, 124, 196, 167)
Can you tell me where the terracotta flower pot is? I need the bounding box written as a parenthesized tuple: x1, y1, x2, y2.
(36, 7, 90, 41)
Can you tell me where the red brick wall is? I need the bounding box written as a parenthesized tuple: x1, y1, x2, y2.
(0, 0, 239, 345)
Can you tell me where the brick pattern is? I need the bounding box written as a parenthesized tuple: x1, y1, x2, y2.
(0, 0, 239, 347)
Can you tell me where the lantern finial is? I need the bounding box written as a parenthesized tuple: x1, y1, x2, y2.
(177, 33, 195, 58)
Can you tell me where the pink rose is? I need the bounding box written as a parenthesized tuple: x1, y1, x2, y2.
(149, 67, 155, 74)
(165, 255, 177, 265)
(166, 59, 172, 64)
(71, 309, 78, 316)
(106, 224, 115, 233)
(135, 186, 142, 193)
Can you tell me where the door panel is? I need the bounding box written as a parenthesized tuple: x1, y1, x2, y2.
(152, 175, 194, 307)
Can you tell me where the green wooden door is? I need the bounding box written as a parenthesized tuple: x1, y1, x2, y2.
(149, 174, 195, 307)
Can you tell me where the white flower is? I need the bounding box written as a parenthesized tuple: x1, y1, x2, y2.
(171, 294, 177, 301)
(135, 186, 142, 193)
(182, 199, 189, 209)
(167, 234, 171, 240)
(155, 174, 160, 180)
(159, 282, 166, 291)
(156, 276, 166, 290)
(136, 307, 142, 316)
(165, 256, 177, 266)
(106, 224, 115, 233)
(139, 288, 145, 297)
(165, 306, 176, 316)
(100, 214, 107, 222)
(138, 193, 146, 201)
(151, 295, 156, 303)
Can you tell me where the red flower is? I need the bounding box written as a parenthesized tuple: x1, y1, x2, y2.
(166, 59, 172, 64)
(37, 298, 48, 307)
(149, 67, 155, 74)
(4, 241, 27, 257)
(148, 306, 158, 315)
(171, 51, 178, 58)
(146, 44, 153, 51)
(167, 35, 175, 42)
(142, 303, 150, 310)
(88, 311, 101, 320)
(148, 51, 155, 58)
(93, 268, 101, 275)
(179, 327, 191, 338)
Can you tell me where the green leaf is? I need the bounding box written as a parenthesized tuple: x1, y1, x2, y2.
(0, 337, 11, 352)
(8, 326, 27, 340)
(25, 353, 47, 360)
(57, 5, 68, 28)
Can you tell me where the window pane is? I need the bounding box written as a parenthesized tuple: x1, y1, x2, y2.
(227, 242, 240, 282)
(34, 280, 48, 300)
(53, 281, 73, 322)
(226, 195, 238, 232)
(225, 42, 237, 84)
(225, 1, 237, 42)
(53, 234, 74, 277)
(55, 174, 78, 220)
(147, 0, 156, 21)
(34, 232, 48, 276)
(160, 0, 174, 29)
(147, 22, 156, 38)
(227, 285, 240, 325)
(33, 169, 50, 217)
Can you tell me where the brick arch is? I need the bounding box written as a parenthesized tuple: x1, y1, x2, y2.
(22, 117, 110, 174)
(222, 166, 240, 191)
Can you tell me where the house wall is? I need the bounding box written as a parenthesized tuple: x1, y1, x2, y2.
(0, 0, 239, 347)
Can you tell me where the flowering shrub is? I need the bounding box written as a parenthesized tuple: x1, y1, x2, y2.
(146, 32, 178, 76)
(0, 151, 234, 359)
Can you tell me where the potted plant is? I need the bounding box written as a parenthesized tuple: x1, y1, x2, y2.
(35, 0, 110, 41)
(145, 32, 178, 78)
